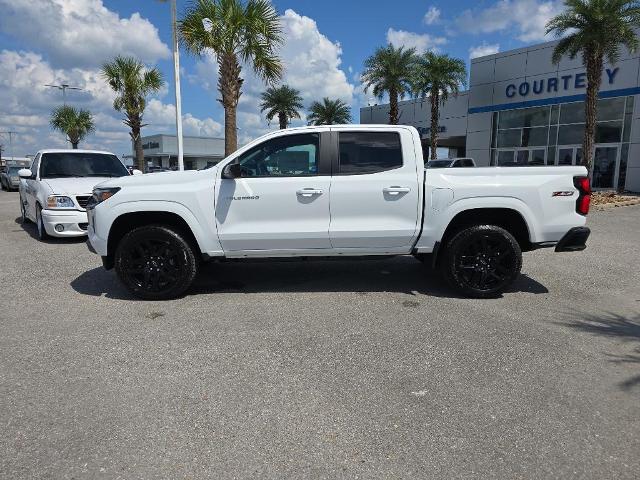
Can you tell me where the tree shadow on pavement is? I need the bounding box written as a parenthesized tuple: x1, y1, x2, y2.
(70, 256, 548, 300)
(557, 311, 640, 391)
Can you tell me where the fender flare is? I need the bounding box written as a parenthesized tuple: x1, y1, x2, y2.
(105, 200, 212, 253)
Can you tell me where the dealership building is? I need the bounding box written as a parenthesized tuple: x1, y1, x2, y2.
(360, 38, 640, 192)
(132, 134, 225, 170)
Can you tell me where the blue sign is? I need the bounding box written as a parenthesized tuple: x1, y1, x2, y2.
(417, 126, 446, 136)
(505, 68, 619, 99)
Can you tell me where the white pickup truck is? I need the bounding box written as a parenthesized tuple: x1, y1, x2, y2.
(85, 125, 591, 300)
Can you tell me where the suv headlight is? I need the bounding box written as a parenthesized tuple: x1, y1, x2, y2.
(88, 187, 121, 208)
(46, 195, 75, 209)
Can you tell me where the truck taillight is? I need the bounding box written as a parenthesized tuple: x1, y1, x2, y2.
(573, 176, 591, 216)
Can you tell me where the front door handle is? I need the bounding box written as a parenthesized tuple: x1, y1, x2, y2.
(296, 188, 323, 197)
(383, 186, 411, 195)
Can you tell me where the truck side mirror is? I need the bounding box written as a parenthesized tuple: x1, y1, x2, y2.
(222, 162, 242, 179)
(18, 169, 32, 179)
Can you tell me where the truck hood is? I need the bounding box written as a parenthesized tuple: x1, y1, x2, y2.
(95, 168, 215, 189)
(43, 177, 117, 195)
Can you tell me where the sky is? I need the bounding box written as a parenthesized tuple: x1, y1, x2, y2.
(0, 0, 567, 157)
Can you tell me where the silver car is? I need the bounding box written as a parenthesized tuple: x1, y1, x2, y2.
(0, 165, 23, 191)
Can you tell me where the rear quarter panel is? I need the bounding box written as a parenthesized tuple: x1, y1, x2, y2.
(415, 166, 589, 252)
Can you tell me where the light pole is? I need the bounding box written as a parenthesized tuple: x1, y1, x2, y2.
(44, 83, 82, 105)
(159, 0, 184, 171)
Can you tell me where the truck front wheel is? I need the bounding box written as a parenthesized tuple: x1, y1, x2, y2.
(114, 225, 198, 300)
(441, 225, 522, 298)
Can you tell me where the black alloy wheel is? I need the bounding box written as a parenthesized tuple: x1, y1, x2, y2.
(442, 225, 522, 298)
(115, 225, 198, 300)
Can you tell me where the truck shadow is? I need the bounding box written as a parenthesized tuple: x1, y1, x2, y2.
(556, 311, 640, 392)
(70, 256, 548, 300)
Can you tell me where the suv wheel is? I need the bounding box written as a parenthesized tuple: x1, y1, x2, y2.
(36, 205, 49, 240)
(115, 225, 198, 300)
(441, 225, 522, 298)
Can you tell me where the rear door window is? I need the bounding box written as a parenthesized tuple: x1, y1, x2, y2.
(338, 132, 403, 175)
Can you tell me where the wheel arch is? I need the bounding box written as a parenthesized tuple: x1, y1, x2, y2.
(107, 211, 202, 261)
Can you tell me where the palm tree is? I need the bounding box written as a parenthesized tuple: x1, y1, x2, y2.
(546, 0, 640, 172)
(49, 105, 95, 149)
(180, 0, 283, 155)
(361, 45, 416, 124)
(101, 56, 164, 172)
(260, 85, 304, 129)
(307, 98, 352, 125)
(410, 52, 467, 160)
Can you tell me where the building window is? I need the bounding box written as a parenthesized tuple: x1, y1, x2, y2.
(491, 97, 630, 181)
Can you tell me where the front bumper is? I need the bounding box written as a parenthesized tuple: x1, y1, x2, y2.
(555, 227, 591, 252)
(86, 207, 108, 256)
(41, 209, 88, 237)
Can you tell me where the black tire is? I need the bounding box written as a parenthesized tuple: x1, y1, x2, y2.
(114, 225, 198, 300)
(36, 204, 49, 240)
(20, 198, 31, 224)
(441, 225, 522, 298)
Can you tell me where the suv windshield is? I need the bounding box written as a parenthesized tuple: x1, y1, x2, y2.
(8, 167, 22, 175)
(40, 152, 129, 179)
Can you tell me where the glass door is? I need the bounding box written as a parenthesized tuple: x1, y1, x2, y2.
(592, 146, 619, 189)
(556, 146, 583, 165)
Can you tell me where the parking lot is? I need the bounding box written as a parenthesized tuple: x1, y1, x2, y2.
(0, 188, 639, 479)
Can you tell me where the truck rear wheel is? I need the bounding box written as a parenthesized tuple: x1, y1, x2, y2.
(441, 225, 522, 298)
(115, 225, 198, 300)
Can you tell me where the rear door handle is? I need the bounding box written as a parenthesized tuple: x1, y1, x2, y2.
(296, 188, 323, 197)
(383, 186, 411, 195)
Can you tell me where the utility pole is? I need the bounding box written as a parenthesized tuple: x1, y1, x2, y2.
(0, 131, 16, 162)
(44, 83, 83, 105)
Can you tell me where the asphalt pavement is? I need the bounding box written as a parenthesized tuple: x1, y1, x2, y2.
(0, 188, 639, 479)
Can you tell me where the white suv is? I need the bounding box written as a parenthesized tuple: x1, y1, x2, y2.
(19, 149, 133, 240)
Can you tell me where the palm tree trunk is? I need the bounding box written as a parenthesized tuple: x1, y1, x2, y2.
(430, 92, 439, 160)
(278, 112, 287, 130)
(130, 124, 145, 172)
(219, 53, 243, 156)
(389, 87, 399, 125)
(583, 49, 603, 175)
(71, 142, 79, 149)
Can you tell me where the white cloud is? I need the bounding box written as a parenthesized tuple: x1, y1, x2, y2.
(469, 43, 500, 59)
(0, 50, 222, 156)
(423, 6, 441, 25)
(191, 9, 355, 141)
(0, 0, 170, 69)
(456, 0, 564, 43)
(386, 28, 447, 54)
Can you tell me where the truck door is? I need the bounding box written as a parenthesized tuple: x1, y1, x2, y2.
(215, 131, 332, 252)
(328, 129, 421, 249)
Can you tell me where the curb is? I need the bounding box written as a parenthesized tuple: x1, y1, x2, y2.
(592, 198, 640, 211)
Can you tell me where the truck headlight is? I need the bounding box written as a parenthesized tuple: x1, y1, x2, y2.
(89, 187, 121, 207)
(46, 195, 75, 209)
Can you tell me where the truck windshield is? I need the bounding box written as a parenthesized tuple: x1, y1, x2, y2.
(426, 160, 453, 168)
(40, 152, 129, 179)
